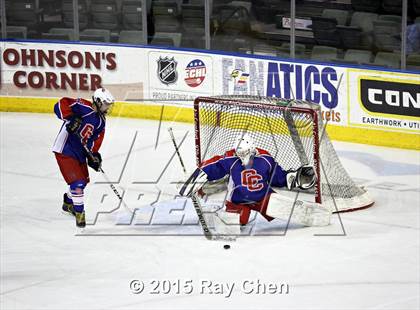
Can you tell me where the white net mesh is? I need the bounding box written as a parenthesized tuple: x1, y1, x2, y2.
(195, 95, 374, 213)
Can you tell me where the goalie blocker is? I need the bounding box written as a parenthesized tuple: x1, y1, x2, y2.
(180, 134, 330, 227)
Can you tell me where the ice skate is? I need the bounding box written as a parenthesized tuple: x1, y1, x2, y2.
(75, 211, 86, 228)
(62, 193, 75, 216)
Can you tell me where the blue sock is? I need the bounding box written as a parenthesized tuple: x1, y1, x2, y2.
(64, 192, 73, 204)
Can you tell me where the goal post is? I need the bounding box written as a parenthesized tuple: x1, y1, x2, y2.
(193, 95, 374, 213)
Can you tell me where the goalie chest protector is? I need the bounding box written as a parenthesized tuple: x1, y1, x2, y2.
(201, 149, 288, 204)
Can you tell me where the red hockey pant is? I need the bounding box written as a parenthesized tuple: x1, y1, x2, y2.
(55, 152, 90, 185)
(225, 194, 274, 225)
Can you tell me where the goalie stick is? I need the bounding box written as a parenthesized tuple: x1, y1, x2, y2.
(168, 127, 213, 240)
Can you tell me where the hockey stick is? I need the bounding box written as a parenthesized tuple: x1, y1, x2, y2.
(168, 127, 213, 240)
(168, 127, 188, 176)
(77, 132, 134, 214)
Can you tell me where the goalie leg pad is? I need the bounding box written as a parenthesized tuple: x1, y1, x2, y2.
(201, 177, 228, 196)
(265, 194, 331, 226)
(215, 210, 241, 236)
(202, 205, 241, 236)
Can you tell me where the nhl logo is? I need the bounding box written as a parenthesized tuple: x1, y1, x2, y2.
(157, 57, 178, 85)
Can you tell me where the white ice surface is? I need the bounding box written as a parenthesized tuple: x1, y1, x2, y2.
(1, 112, 419, 310)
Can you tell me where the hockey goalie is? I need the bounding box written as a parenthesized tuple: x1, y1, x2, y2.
(180, 133, 331, 228)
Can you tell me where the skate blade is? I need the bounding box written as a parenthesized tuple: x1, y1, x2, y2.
(61, 210, 75, 217)
(76, 226, 86, 234)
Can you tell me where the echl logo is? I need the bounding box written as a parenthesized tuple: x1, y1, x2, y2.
(241, 169, 263, 191)
(157, 56, 178, 85)
(185, 59, 206, 87)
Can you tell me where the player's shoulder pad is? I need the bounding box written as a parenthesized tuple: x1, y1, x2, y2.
(224, 149, 236, 158)
(255, 148, 271, 156)
(59, 97, 77, 105)
(77, 98, 94, 109)
(200, 155, 224, 168)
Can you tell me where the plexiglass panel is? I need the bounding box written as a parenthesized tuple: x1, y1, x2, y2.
(294, 0, 404, 69)
(209, 0, 293, 58)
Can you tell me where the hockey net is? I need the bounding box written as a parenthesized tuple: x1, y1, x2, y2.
(194, 95, 374, 213)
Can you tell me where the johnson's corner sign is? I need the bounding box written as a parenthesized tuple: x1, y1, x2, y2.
(2, 47, 117, 91)
(1, 41, 419, 138)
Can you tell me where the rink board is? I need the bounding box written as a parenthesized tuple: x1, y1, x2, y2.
(0, 40, 419, 150)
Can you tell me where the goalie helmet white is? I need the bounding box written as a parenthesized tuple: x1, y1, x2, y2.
(92, 88, 115, 114)
(233, 133, 256, 166)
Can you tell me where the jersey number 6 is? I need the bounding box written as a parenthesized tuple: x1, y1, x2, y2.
(241, 169, 263, 191)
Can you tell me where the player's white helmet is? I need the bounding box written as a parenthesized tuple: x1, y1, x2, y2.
(92, 87, 115, 114)
(234, 133, 256, 166)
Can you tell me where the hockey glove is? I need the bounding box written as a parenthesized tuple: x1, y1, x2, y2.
(286, 165, 316, 190)
(88, 152, 102, 172)
(66, 116, 83, 134)
(179, 168, 208, 197)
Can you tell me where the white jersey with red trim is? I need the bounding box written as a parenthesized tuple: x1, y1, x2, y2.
(200, 148, 288, 204)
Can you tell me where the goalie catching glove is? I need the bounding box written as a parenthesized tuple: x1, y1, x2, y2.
(179, 168, 208, 197)
(286, 165, 317, 190)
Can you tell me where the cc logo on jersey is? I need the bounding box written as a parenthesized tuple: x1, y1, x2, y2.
(80, 124, 94, 143)
(241, 169, 263, 191)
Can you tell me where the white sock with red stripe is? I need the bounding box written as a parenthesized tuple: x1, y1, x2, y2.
(69, 181, 86, 213)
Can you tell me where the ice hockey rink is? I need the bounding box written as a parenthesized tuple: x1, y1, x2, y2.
(1, 112, 419, 310)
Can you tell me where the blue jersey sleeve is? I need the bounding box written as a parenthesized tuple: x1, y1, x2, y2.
(262, 155, 288, 188)
(201, 155, 233, 181)
(271, 163, 288, 187)
(54, 97, 94, 120)
(54, 97, 75, 120)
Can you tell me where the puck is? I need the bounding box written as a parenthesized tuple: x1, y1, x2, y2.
(223, 244, 231, 249)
